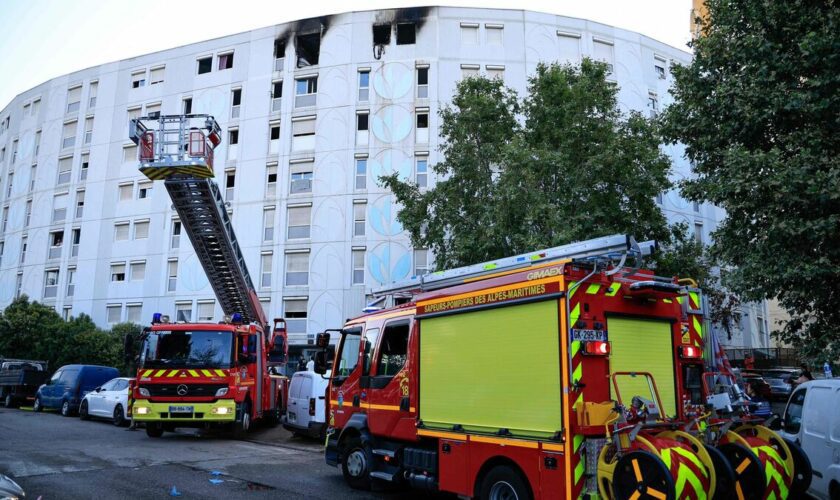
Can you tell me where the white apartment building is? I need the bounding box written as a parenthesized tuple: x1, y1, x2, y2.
(0, 7, 769, 349)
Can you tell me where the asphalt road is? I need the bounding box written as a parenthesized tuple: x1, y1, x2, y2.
(0, 407, 449, 500)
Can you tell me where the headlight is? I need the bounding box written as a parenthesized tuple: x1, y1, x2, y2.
(211, 407, 230, 415)
(138, 388, 150, 397)
(215, 387, 228, 397)
(134, 407, 150, 415)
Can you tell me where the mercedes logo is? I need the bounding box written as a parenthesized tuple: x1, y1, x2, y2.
(176, 384, 189, 396)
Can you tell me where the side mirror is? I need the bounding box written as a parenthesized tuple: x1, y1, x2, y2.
(315, 332, 330, 348)
(95, 387, 102, 392)
(314, 351, 331, 375)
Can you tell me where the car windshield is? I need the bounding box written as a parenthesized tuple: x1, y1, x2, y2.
(141, 330, 233, 368)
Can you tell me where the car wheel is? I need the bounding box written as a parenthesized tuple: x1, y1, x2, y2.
(79, 400, 90, 420)
(341, 435, 372, 490)
(112, 404, 126, 426)
(479, 465, 533, 500)
(4, 393, 15, 409)
(61, 400, 72, 417)
(232, 401, 251, 439)
(146, 423, 164, 438)
(33, 397, 42, 412)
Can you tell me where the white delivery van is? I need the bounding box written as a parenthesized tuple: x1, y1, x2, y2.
(780, 379, 840, 499)
(283, 370, 329, 439)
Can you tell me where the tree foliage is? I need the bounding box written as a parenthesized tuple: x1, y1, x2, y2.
(383, 60, 672, 270)
(662, 0, 840, 359)
(0, 296, 137, 374)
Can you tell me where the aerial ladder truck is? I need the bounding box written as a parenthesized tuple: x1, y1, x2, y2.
(311, 234, 810, 499)
(126, 114, 288, 438)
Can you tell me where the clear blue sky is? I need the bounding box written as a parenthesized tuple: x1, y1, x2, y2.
(0, 0, 692, 108)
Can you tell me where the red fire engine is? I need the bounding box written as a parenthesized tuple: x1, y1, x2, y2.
(126, 114, 288, 438)
(313, 235, 810, 499)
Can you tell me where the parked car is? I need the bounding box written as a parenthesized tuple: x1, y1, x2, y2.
(79, 377, 133, 426)
(283, 370, 329, 439)
(780, 379, 840, 499)
(0, 472, 25, 500)
(34, 365, 120, 416)
(756, 368, 796, 400)
(740, 372, 773, 399)
(0, 358, 48, 408)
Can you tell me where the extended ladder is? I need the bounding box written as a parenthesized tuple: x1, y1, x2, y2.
(371, 234, 656, 302)
(129, 114, 266, 327)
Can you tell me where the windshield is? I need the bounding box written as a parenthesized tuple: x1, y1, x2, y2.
(141, 330, 234, 368)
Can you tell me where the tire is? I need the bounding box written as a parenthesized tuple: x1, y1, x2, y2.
(232, 401, 252, 439)
(341, 435, 372, 490)
(145, 423, 164, 438)
(79, 400, 90, 420)
(4, 393, 15, 409)
(33, 396, 42, 412)
(478, 465, 532, 500)
(112, 404, 126, 426)
(60, 399, 73, 417)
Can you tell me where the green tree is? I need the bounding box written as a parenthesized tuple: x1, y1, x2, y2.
(383, 60, 671, 269)
(662, 0, 840, 358)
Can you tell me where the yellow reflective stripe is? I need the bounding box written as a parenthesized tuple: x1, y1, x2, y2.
(167, 370, 179, 377)
(470, 435, 539, 449)
(571, 340, 581, 357)
(574, 393, 583, 409)
(154, 369, 166, 377)
(689, 292, 700, 309)
(660, 448, 672, 469)
(416, 429, 466, 441)
(677, 296, 685, 304)
(662, 298, 673, 303)
(574, 460, 585, 484)
(672, 446, 709, 477)
(201, 370, 213, 377)
(675, 463, 706, 500)
(188, 370, 199, 377)
(605, 283, 620, 297)
(756, 445, 790, 477)
(568, 282, 579, 301)
(585, 284, 601, 295)
(573, 434, 584, 453)
(570, 303, 581, 325)
(573, 362, 582, 383)
(542, 442, 565, 452)
(142, 369, 153, 377)
(764, 460, 788, 499)
(215, 370, 226, 377)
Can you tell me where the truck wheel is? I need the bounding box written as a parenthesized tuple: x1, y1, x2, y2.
(341, 435, 372, 490)
(79, 400, 90, 420)
(112, 404, 126, 426)
(479, 465, 532, 500)
(146, 423, 164, 438)
(4, 393, 15, 409)
(33, 397, 42, 412)
(232, 401, 251, 439)
(61, 400, 73, 417)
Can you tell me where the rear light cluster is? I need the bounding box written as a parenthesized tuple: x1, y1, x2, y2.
(583, 341, 610, 356)
(309, 397, 316, 416)
(679, 345, 703, 359)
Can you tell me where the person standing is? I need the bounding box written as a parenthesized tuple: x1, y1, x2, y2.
(795, 363, 814, 385)
(824, 361, 834, 379)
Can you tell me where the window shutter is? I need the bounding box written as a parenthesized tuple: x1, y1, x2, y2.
(292, 117, 316, 136)
(288, 206, 311, 226)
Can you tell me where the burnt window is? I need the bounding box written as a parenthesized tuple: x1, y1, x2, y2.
(373, 24, 391, 45)
(396, 23, 416, 45)
(296, 32, 321, 68)
(274, 39, 286, 59)
(357, 113, 369, 131)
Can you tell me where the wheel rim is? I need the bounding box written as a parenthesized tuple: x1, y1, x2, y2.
(489, 481, 519, 500)
(346, 449, 366, 477)
(242, 411, 250, 431)
(613, 450, 675, 500)
(34, 398, 40, 410)
(81, 402, 87, 416)
(114, 406, 123, 422)
(62, 401, 69, 415)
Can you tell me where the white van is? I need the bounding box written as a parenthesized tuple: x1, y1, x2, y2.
(283, 370, 329, 439)
(780, 379, 840, 499)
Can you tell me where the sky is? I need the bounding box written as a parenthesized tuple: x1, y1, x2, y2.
(0, 0, 693, 108)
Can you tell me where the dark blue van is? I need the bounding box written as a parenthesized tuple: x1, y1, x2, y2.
(34, 365, 119, 416)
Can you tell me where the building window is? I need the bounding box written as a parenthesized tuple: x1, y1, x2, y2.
(107, 304, 122, 324)
(417, 67, 429, 98)
(84, 117, 93, 145)
(225, 170, 236, 200)
(44, 269, 60, 299)
(217, 52, 234, 70)
(290, 165, 313, 194)
(24, 200, 31, 227)
(486, 24, 503, 44)
(127, 303, 142, 323)
(414, 249, 429, 276)
(355, 158, 367, 190)
(167, 259, 178, 292)
(119, 183, 133, 201)
(353, 201, 366, 237)
(416, 110, 429, 143)
(11, 140, 18, 164)
(66, 268, 75, 297)
(356, 111, 369, 146)
(66, 86, 82, 114)
(175, 302, 192, 322)
(287, 205, 311, 239)
(396, 22, 416, 44)
(654, 57, 667, 79)
(75, 190, 85, 218)
(0, 241, 4, 267)
(271, 80, 283, 112)
(57, 156, 72, 185)
(486, 65, 505, 80)
(5, 173, 12, 197)
(295, 32, 320, 68)
(15, 272, 22, 298)
(283, 298, 308, 334)
(648, 92, 659, 118)
(197, 56, 212, 74)
(171, 220, 181, 249)
(130, 261, 146, 281)
(266, 165, 277, 197)
(358, 71, 370, 101)
(149, 66, 165, 85)
(88, 82, 98, 108)
(34, 130, 41, 157)
(146, 102, 161, 117)
(352, 249, 365, 285)
(138, 182, 152, 199)
(416, 157, 428, 188)
(274, 39, 286, 71)
(197, 301, 215, 322)
(461, 64, 480, 78)
(593, 38, 615, 74)
(30, 164, 37, 191)
(291, 116, 316, 151)
(656, 192, 663, 205)
(71, 228, 80, 257)
(1, 206, 7, 233)
(227, 129, 239, 161)
(131, 71, 146, 89)
(694, 222, 704, 244)
(182, 97, 192, 114)
(460, 23, 479, 45)
(231, 88, 242, 119)
(123, 145, 137, 163)
(263, 207, 275, 241)
(373, 23, 391, 45)
(269, 122, 281, 154)
(52, 193, 68, 222)
(294, 77, 318, 108)
(19, 236, 27, 263)
(285, 252, 309, 286)
(62, 121, 77, 149)
(111, 263, 126, 282)
(79, 153, 88, 181)
(133, 220, 149, 239)
(261, 252, 273, 288)
(693, 201, 700, 213)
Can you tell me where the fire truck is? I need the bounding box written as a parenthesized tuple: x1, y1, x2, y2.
(312, 235, 810, 499)
(126, 114, 288, 438)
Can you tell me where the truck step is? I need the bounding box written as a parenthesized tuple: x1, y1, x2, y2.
(370, 471, 396, 482)
(372, 448, 396, 458)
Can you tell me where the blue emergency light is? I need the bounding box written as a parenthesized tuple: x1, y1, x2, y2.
(152, 313, 162, 324)
(231, 313, 243, 325)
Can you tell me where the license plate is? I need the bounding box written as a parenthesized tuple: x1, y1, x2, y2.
(571, 329, 607, 342)
(169, 405, 194, 413)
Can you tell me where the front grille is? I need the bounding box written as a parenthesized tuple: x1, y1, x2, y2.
(141, 384, 226, 397)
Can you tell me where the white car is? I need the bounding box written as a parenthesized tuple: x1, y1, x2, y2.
(284, 370, 330, 439)
(79, 377, 132, 426)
